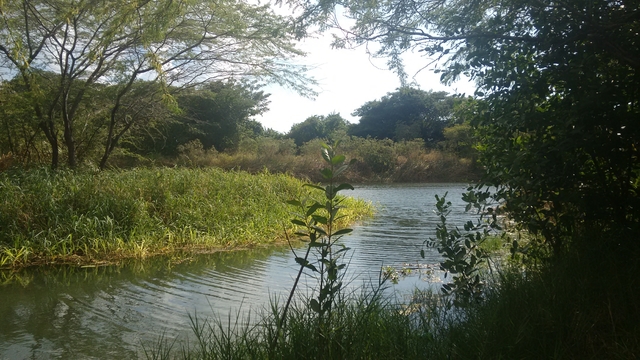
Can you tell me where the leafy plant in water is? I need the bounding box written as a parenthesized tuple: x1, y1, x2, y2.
(424, 191, 503, 307)
(273, 141, 355, 355)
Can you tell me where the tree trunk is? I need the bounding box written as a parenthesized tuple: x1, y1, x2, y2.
(39, 120, 59, 169)
(64, 123, 76, 168)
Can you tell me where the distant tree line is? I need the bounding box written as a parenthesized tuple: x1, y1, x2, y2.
(1, 68, 477, 169)
(285, 87, 477, 158)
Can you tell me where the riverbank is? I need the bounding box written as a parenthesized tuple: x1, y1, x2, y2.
(113, 138, 481, 183)
(0, 167, 374, 269)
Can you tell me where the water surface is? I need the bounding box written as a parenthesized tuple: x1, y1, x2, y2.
(0, 183, 472, 359)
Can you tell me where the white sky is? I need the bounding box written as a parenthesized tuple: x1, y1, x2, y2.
(256, 33, 477, 134)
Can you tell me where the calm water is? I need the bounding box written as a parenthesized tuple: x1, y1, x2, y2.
(0, 183, 472, 359)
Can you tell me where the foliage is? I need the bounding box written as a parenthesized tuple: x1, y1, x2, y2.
(441, 122, 475, 159)
(287, 113, 349, 146)
(145, 286, 455, 360)
(424, 192, 504, 306)
(0, 167, 373, 267)
(349, 87, 457, 146)
(0, 0, 313, 169)
(440, 97, 480, 159)
(131, 80, 271, 156)
(146, 238, 640, 360)
(292, 0, 640, 257)
(274, 141, 355, 356)
(150, 136, 478, 183)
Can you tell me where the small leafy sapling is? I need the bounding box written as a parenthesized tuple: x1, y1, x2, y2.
(271, 141, 355, 352)
(424, 191, 502, 307)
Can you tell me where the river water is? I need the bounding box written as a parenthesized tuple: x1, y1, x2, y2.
(0, 183, 473, 359)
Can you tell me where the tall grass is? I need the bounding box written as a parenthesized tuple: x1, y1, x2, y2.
(0, 167, 373, 267)
(144, 283, 458, 360)
(441, 244, 640, 359)
(125, 137, 479, 183)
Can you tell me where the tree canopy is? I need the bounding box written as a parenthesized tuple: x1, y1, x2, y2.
(0, 0, 313, 168)
(287, 113, 348, 146)
(290, 0, 640, 254)
(349, 88, 457, 146)
(167, 81, 269, 154)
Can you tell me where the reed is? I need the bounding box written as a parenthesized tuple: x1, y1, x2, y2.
(0, 167, 373, 268)
(133, 137, 480, 183)
(143, 284, 456, 360)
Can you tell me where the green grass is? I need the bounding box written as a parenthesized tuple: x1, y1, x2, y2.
(441, 244, 640, 359)
(143, 284, 455, 360)
(0, 167, 373, 268)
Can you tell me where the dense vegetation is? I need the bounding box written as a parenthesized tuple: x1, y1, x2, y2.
(1, 2, 476, 177)
(0, 167, 373, 268)
(0, 0, 312, 169)
(4, 0, 638, 358)
(146, 0, 640, 358)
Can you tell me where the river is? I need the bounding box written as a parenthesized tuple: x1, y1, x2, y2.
(0, 183, 473, 359)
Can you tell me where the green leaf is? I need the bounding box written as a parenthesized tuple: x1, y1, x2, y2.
(333, 228, 353, 236)
(321, 168, 333, 180)
(321, 148, 331, 163)
(335, 246, 351, 254)
(291, 219, 306, 226)
(312, 215, 328, 224)
(303, 184, 325, 192)
(334, 183, 354, 192)
(310, 299, 321, 313)
(305, 263, 318, 272)
(334, 164, 349, 177)
(331, 154, 345, 165)
(286, 199, 302, 207)
(312, 226, 327, 235)
(306, 202, 323, 217)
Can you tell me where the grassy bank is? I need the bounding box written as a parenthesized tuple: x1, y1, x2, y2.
(0, 167, 373, 268)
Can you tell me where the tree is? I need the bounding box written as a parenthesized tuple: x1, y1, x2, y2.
(287, 112, 348, 146)
(350, 87, 456, 146)
(136, 80, 270, 155)
(291, 0, 640, 254)
(441, 97, 480, 159)
(0, 0, 313, 169)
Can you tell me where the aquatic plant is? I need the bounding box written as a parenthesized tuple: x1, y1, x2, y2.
(0, 167, 373, 267)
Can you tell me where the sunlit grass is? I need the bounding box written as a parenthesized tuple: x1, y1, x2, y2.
(0, 167, 373, 268)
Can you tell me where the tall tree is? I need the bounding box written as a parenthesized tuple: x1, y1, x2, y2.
(290, 0, 640, 254)
(350, 88, 456, 146)
(287, 112, 348, 146)
(0, 0, 313, 169)
(166, 80, 270, 154)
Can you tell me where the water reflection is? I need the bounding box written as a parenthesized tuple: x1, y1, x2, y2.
(0, 183, 473, 359)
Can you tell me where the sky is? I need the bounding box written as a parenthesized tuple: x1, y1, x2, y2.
(255, 33, 477, 134)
